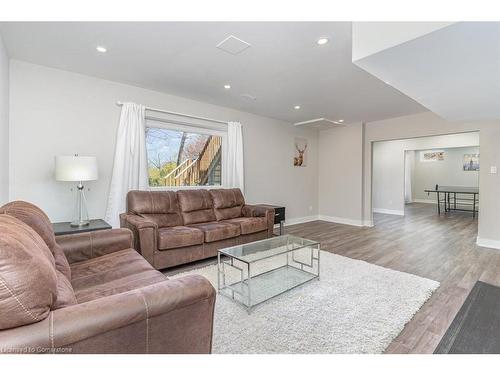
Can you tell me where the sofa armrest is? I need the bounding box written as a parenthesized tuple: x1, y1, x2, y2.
(242, 204, 273, 218)
(120, 214, 158, 267)
(0, 275, 216, 354)
(242, 204, 275, 236)
(120, 213, 158, 230)
(56, 228, 133, 264)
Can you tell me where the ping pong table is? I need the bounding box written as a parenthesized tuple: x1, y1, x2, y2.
(424, 186, 479, 218)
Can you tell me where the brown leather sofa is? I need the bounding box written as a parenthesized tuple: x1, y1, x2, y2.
(120, 188, 275, 270)
(0, 201, 215, 354)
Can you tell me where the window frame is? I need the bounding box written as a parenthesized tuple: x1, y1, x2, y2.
(145, 118, 228, 191)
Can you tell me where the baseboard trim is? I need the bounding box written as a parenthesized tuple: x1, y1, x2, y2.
(373, 208, 405, 216)
(413, 199, 436, 204)
(363, 219, 374, 227)
(274, 215, 319, 228)
(276, 214, 373, 228)
(317, 215, 365, 227)
(476, 237, 500, 250)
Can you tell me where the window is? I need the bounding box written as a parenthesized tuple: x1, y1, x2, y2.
(145, 124, 223, 187)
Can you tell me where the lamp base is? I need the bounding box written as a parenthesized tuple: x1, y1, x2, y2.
(70, 220, 90, 227)
(72, 182, 90, 228)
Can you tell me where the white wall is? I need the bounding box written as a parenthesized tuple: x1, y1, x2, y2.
(413, 146, 480, 201)
(318, 123, 365, 226)
(372, 132, 479, 214)
(372, 141, 406, 215)
(9, 61, 319, 223)
(0, 35, 9, 204)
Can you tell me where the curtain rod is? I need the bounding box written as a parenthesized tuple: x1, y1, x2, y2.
(145, 115, 227, 132)
(116, 101, 228, 125)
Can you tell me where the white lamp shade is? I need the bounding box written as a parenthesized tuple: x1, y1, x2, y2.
(55, 155, 98, 182)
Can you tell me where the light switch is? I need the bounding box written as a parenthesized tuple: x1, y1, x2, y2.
(490, 166, 497, 174)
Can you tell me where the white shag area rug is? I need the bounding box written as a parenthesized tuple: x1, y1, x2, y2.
(172, 250, 439, 354)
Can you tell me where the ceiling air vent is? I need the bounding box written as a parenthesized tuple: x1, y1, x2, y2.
(240, 93, 257, 101)
(294, 118, 346, 130)
(216, 35, 251, 55)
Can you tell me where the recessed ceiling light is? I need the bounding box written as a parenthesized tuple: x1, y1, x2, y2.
(338, 119, 344, 123)
(294, 105, 301, 110)
(96, 46, 107, 53)
(224, 84, 231, 89)
(317, 37, 329, 45)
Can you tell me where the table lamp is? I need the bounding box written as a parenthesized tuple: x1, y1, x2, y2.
(55, 155, 98, 227)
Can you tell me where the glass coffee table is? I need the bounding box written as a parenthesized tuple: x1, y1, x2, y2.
(217, 235, 320, 312)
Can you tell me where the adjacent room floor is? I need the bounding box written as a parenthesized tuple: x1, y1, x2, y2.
(167, 203, 500, 354)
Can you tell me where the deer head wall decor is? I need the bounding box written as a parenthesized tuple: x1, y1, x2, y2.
(294, 142, 307, 167)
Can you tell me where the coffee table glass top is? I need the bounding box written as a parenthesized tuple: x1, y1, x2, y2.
(219, 234, 319, 263)
(217, 234, 321, 312)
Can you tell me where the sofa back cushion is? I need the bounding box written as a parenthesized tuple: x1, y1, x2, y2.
(53, 270, 78, 309)
(0, 215, 58, 330)
(127, 191, 183, 227)
(177, 190, 216, 225)
(209, 188, 245, 220)
(0, 200, 72, 281)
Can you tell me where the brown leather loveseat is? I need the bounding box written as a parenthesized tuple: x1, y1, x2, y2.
(0, 201, 215, 354)
(120, 188, 275, 270)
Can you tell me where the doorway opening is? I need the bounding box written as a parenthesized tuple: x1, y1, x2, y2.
(372, 132, 480, 225)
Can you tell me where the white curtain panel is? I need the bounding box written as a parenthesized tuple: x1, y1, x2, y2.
(105, 103, 149, 227)
(225, 121, 245, 193)
(404, 150, 415, 204)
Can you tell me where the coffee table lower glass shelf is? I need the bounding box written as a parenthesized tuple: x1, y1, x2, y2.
(217, 235, 320, 312)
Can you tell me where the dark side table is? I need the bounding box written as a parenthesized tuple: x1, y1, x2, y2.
(256, 204, 286, 235)
(52, 219, 112, 236)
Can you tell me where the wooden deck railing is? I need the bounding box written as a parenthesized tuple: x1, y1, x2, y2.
(163, 135, 222, 186)
(198, 136, 222, 181)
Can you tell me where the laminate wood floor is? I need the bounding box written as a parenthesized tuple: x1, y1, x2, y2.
(166, 203, 500, 354)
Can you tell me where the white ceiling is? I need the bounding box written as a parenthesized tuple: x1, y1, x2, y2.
(352, 21, 454, 61)
(0, 22, 426, 124)
(353, 22, 500, 122)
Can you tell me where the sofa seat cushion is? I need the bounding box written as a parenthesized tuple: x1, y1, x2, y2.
(157, 226, 204, 250)
(223, 216, 269, 235)
(70, 248, 167, 303)
(188, 221, 240, 243)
